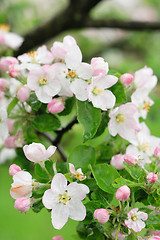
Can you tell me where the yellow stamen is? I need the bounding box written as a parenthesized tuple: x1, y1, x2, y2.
(138, 143, 150, 151)
(116, 114, 126, 124)
(92, 87, 103, 96)
(68, 70, 76, 78)
(39, 77, 48, 86)
(0, 24, 10, 32)
(143, 101, 151, 112)
(131, 215, 138, 221)
(59, 191, 71, 205)
(26, 51, 38, 58)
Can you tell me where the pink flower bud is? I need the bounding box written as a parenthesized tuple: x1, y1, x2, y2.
(9, 164, 21, 176)
(0, 78, 8, 91)
(120, 73, 134, 86)
(7, 119, 14, 134)
(52, 236, 64, 240)
(0, 91, 5, 100)
(116, 185, 130, 201)
(94, 208, 109, 223)
(146, 172, 158, 184)
(154, 146, 160, 159)
(47, 98, 65, 114)
(9, 67, 19, 78)
(5, 136, 16, 148)
(91, 57, 108, 76)
(110, 154, 124, 170)
(148, 237, 160, 240)
(14, 197, 31, 213)
(124, 154, 138, 166)
(0, 56, 18, 72)
(17, 85, 30, 102)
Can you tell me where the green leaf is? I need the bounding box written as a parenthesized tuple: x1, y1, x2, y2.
(124, 233, 138, 240)
(94, 113, 109, 138)
(23, 125, 38, 142)
(77, 100, 101, 142)
(31, 114, 61, 132)
(35, 163, 50, 183)
(146, 215, 160, 230)
(58, 97, 75, 116)
(68, 145, 96, 172)
(27, 93, 41, 111)
(45, 160, 54, 177)
(123, 162, 145, 181)
(32, 200, 44, 213)
(91, 188, 113, 207)
(112, 177, 143, 189)
(109, 81, 126, 105)
(91, 164, 120, 194)
(7, 97, 18, 115)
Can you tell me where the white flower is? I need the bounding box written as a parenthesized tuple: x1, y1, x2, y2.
(125, 208, 148, 232)
(42, 173, 89, 229)
(0, 148, 16, 164)
(87, 74, 118, 110)
(0, 24, 23, 49)
(23, 143, 56, 164)
(69, 163, 86, 181)
(27, 66, 61, 103)
(10, 171, 33, 199)
(108, 103, 141, 144)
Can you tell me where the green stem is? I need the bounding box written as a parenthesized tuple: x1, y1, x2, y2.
(115, 221, 121, 240)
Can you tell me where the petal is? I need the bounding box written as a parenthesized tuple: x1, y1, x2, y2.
(46, 146, 57, 159)
(67, 182, 89, 200)
(76, 63, 93, 80)
(137, 211, 148, 220)
(69, 163, 76, 174)
(68, 199, 86, 221)
(65, 45, 82, 69)
(42, 189, 58, 209)
(51, 173, 67, 194)
(91, 90, 116, 110)
(51, 204, 69, 229)
(70, 79, 88, 101)
(108, 119, 118, 136)
(35, 87, 52, 103)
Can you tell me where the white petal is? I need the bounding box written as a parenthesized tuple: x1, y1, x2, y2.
(42, 189, 58, 209)
(46, 146, 57, 159)
(51, 173, 67, 194)
(51, 204, 69, 229)
(65, 45, 82, 69)
(5, 32, 23, 49)
(67, 182, 89, 200)
(70, 79, 88, 101)
(108, 119, 118, 136)
(35, 87, 52, 103)
(76, 63, 93, 80)
(68, 199, 86, 221)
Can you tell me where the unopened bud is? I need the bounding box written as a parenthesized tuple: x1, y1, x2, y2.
(124, 154, 138, 166)
(47, 98, 65, 114)
(110, 154, 124, 170)
(120, 73, 134, 86)
(146, 172, 158, 184)
(154, 146, 160, 159)
(116, 185, 130, 201)
(9, 164, 21, 176)
(17, 85, 30, 102)
(5, 136, 16, 148)
(0, 78, 8, 91)
(14, 197, 31, 213)
(94, 208, 109, 223)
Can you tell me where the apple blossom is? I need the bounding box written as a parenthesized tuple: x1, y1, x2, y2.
(69, 163, 86, 181)
(146, 172, 158, 184)
(87, 73, 118, 110)
(14, 197, 31, 213)
(108, 103, 141, 145)
(10, 170, 33, 199)
(116, 185, 130, 201)
(17, 85, 31, 102)
(124, 154, 138, 166)
(0, 24, 23, 49)
(27, 66, 61, 103)
(23, 143, 57, 164)
(125, 208, 148, 232)
(91, 57, 109, 76)
(47, 98, 65, 114)
(154, 146, 160, 159)
(9, 164, 21, 176)
(94, 208, 109, 223)
(110, 154, 125, 170)
(120, 73, 134, 86)
(42, 173, 89, 229)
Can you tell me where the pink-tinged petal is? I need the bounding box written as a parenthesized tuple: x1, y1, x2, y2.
(10, 186, 32, 199)
(51, 173, 67, 194)
(127, 208, 138, 218)
(69, 163, 76, 174)
(65, 45, 82, 69)
(136, 211, 148, 220)
(67, 182, 89, 200)
(51, 204, 69, 229)
(68, 199, 86, 221)
(98, 75, 118, 89)
(42, 189, 58, 209)
(70, 79, 88, 101)
(63, 35, 77, 48)
(51, 42, 67, 59)
(12, 171, 32, 185)
(46, 146, 57, 159)
(76, 63, 93, 80)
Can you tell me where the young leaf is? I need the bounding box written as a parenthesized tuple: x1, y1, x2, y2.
(146, 215, 160, 230)
(109, 81, 126, 105)
(77, 100, 101, 142)
(113, 177, 143, 189)
(93, 113, 109, 138)
(58, 97, 75, 116)
(91, 164, 120, 194)
(67, 145, 96, 172)
(35, 163, 51, 183)
(27, 93, 41, 111)
(7, 97, 18, 115)
(31, 114, 61, 132)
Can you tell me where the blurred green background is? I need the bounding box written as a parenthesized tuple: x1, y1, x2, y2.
(0, 0, 160, 239)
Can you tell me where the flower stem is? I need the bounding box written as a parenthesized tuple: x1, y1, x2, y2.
(115, 221, 121, 240)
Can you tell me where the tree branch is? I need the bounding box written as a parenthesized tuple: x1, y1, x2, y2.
(14, 0, 102, 56)
(84, 18, 160, 31)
